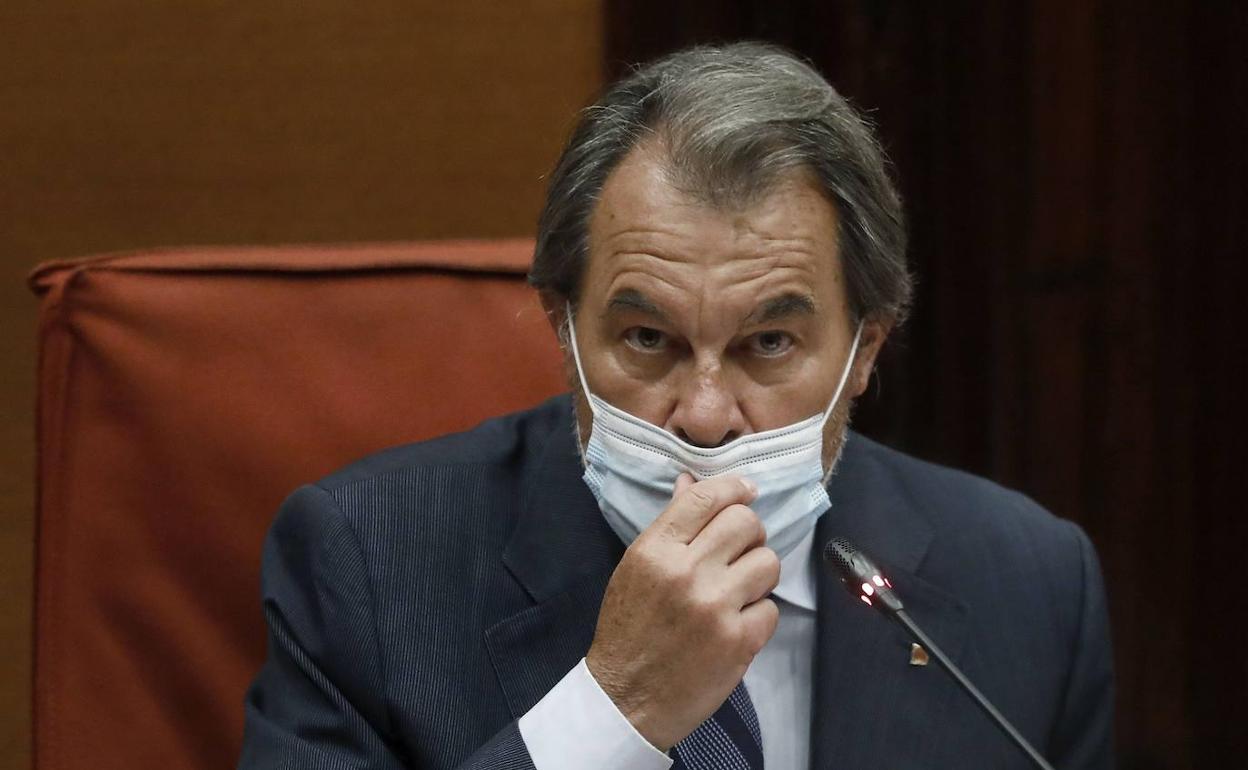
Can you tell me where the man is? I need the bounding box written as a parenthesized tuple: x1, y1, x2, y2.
(239, 43, 1113, 769)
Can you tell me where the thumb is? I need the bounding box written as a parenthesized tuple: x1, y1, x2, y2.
(673, 472, 694, 498)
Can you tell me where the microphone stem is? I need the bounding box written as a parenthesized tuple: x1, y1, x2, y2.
(892, 609, 1056, 770)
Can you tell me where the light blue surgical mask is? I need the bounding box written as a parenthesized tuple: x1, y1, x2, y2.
(566, 305, 862, 559)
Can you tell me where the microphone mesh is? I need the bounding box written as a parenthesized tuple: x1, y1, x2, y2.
(823, 536, 857, 581)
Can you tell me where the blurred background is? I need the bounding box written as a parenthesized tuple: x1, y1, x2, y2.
(1, 2, 1243, 768)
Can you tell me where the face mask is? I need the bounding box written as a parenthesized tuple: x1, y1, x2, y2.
(566, 304, 863, 559)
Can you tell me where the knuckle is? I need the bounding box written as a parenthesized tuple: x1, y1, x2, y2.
(690, 581, 723, 613)
(738, 622, 764, 657)
(744, 601, 780, 654)
(626, 540, 657, 568)
(762, 548, 782, 582)
(637, 545, 683, 585)
(722, 474, 750, 496)
(764, 596, 780, 617)
(684, 587, 711, 617)
(712, 613, 739, 644)
(686, 485, 716, 512)
(762, 599, 780, 630)
(712, 476, 746, 504)
(725, 504, 761, 535)
(666, 559, 696, 590)
(732, 502, 762, 526)
(750, 513, 767, 543)
(686, 582, 729, 619)
(655, 518, 683, 542)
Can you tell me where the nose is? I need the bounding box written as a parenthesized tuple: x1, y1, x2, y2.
(666, 364, 748, 448)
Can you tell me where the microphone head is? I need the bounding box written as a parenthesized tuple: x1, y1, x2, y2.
(822, 536, 904, 613)
(822, 537, 867, 580)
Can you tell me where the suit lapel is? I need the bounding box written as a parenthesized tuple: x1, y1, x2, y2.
(810, 434, 971, 769)
(486, 402, 624, 718)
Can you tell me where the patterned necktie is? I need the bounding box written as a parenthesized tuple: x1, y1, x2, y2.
(670, 681, 764, 770)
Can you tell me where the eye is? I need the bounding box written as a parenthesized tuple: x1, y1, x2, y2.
(748, 330, 794, 357)
(623, 326, 670, 352)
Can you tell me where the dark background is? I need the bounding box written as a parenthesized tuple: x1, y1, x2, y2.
(2, 2, 1243, 768)
(604, 1, 1245, 767)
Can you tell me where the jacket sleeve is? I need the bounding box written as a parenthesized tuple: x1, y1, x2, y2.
(1046, 522, 1116, 770)
(237, 484, 535, 770)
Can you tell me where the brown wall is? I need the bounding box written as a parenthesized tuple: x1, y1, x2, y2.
(0, 2, 603, 766)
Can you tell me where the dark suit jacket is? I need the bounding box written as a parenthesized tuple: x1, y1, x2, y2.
(238, 394, 1113, 769)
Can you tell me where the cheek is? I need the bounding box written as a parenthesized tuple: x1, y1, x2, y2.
(573, 342, 679, 426)
(740, 350, 845, 426)
(571, 385, 593, 451)
(604, 339, 679, 383)
(560, 350, 580, 392)
(819, 397, 854, 472)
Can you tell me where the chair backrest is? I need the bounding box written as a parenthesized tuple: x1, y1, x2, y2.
(27, 240, 566, 770)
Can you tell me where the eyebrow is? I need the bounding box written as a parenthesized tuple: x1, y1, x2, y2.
(605, 288, 671, 323)
(747, 293, 817, 325)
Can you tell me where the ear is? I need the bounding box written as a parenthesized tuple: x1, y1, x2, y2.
(538, 290, 580, 388)
(538, 290, 570, 345)
(847, 316, 893, 399)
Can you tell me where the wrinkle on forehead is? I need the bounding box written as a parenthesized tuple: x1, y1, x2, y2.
(593, 197, 833, 267)
(595, 234, 831, 322)
(584, 139, 846, 338)
(591, 139, 835, 246)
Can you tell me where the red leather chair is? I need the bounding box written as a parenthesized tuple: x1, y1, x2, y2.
(27, 240, 566, 770)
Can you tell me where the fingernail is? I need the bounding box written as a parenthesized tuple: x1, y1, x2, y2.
(741, 478, 758, 496)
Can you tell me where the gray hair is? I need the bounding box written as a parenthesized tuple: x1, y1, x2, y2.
(529, 42, 912, 324)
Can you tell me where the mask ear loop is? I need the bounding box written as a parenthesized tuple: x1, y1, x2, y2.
(564, 302, 600, 416)
(820, 321, 865, 426)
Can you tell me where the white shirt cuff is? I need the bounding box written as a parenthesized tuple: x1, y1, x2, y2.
(518, 658, 673, 770)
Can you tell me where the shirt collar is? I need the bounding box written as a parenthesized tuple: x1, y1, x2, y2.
(772, 526, 818, 612)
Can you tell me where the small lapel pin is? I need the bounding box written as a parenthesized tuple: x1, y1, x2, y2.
(909, 643, 929, 666)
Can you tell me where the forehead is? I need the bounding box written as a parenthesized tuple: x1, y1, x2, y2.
(583, 141, 847, 319)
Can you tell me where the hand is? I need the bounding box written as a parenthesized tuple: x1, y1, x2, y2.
(585, 473, 781, 751)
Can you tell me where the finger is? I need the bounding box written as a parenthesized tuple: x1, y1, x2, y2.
(673, 472, 694, 497)
(689, 503, 765, 564)
(725, 545, 782, 607)
(653, 475, 758, 544)
(738, 597, 781, 657)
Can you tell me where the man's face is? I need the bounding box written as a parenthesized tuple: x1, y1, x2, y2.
(548, 140, 888, 471)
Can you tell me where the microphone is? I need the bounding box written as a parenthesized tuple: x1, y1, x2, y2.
(822, 537, 1056, 770)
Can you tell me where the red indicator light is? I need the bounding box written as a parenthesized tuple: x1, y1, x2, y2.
(861, 582, 875, 596)
(860, 595, 873, 606)
(872, 575, 885, 587)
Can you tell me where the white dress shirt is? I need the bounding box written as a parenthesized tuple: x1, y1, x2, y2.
(518, 529, 819, 770)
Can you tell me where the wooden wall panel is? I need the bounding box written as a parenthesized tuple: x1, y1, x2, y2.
(0, 2, 604, 767)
